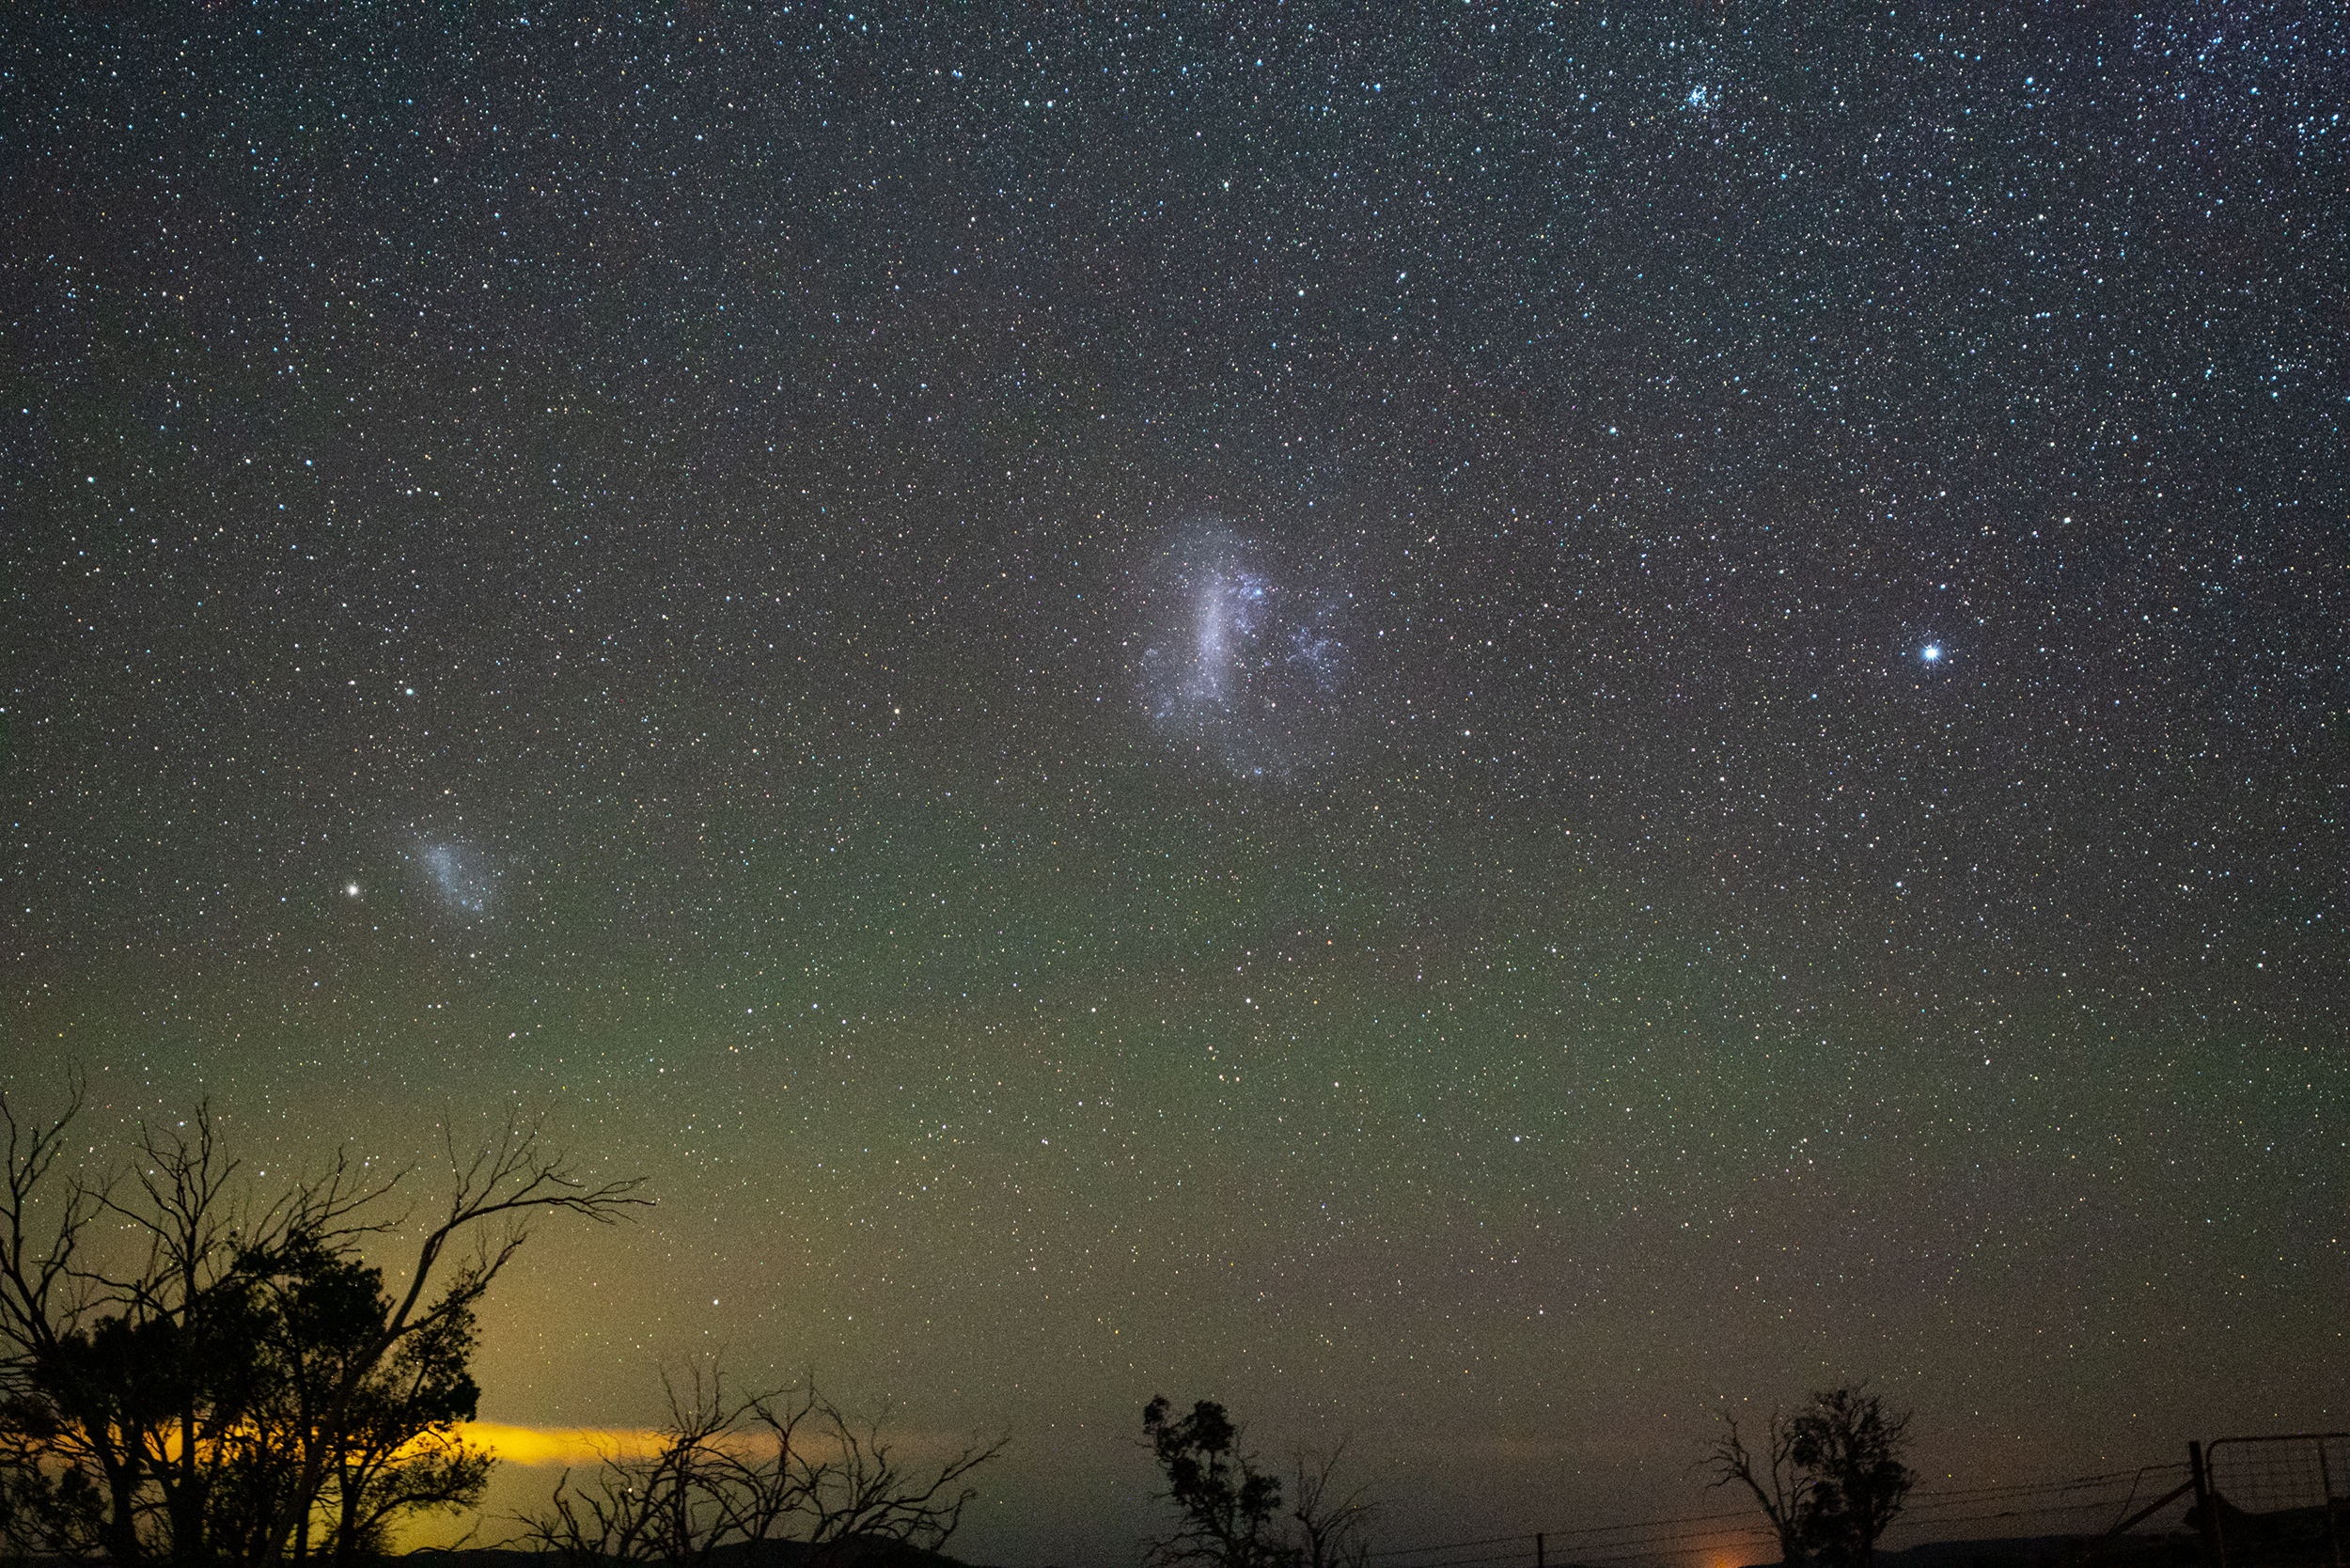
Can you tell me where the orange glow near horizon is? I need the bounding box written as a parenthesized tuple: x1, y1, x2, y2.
(459, 1419, 870, 1469)
(459, 1421, 670, 1468)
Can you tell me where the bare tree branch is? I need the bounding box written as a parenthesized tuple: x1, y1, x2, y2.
(1704, 1410, 1816, 1568)
(1291, 1441, 1377, 1568)
(0, 1078, 100, 1368)
(516, 1368, 1008, 1568)
(382, 1105, 651, 1346)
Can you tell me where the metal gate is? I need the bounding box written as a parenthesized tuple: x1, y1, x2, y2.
(2192, 1434, 2350, 1568)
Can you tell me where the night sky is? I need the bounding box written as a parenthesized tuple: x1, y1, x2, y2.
(6, 5, 2344, 1565)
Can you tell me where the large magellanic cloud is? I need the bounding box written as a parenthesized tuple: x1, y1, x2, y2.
(1133, 523, 1365, 780)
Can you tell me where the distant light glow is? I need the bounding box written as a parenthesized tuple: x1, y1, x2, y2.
(1921, 644, 1942, 662)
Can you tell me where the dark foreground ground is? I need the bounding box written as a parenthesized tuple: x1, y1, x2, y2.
(14, 1529, 2316, 1568)
(395, 1543, 976, 1568)
(391, 1532, 2212, 1568)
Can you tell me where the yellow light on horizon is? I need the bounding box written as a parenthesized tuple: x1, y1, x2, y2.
(460, 1421, 667, 1468)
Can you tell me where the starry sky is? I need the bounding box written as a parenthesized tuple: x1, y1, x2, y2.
(5, 5, 2344, 1564)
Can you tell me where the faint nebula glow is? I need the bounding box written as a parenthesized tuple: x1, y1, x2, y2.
(1136, 523, 1360, 779)
(413, 841, 501, 914)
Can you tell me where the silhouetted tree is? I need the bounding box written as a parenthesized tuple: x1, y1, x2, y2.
(0, 1083, 646, 1563)
(520, 1365, 1010, 1568)
(260, 1244, 494, 1564)
(1787, 1387, 1913, 1568)
(1289, 1440, 1376, 1568)
(1143, 1397, 1292, 1568)
(1705, 1386, 1914, 1568)
(1707, 1406, 1819, 1568)
(1144, 1398, 1378, 1568)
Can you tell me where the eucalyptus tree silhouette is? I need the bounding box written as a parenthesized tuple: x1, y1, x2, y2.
(1142, 1397, 1377, 1568)
(0, 1083, 646, 1564)
(1143, 1397, 1292, 1568)
(1705, 1384, 1915, 1568)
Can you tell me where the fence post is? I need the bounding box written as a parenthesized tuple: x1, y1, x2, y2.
(2189, 1441, 2223, 1568)
(1537, 1533, 1545, 1568)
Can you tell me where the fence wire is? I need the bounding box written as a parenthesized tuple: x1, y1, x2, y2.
(1369, 1464, 2201, 1568)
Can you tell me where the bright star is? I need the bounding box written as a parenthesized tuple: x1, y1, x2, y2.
(1921, 644, 1942, 662)
(346, 882, 361, 897)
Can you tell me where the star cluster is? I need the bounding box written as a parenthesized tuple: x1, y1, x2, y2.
(5, 7, 2343, 1565)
